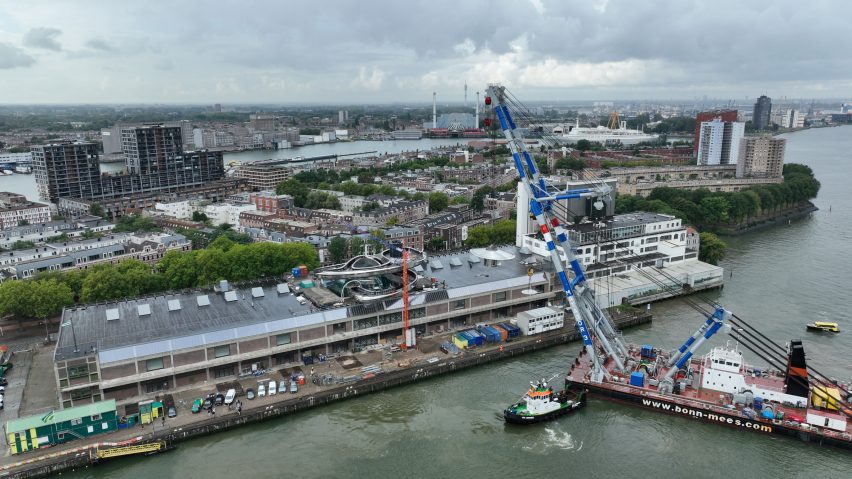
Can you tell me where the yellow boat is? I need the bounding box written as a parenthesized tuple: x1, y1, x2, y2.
(806, 321, 839, 333)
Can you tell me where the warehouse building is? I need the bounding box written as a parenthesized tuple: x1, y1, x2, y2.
(53, 248, 555, 408)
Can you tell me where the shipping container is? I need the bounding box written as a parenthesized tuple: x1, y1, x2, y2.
(630, 371, 645, 387)
(480, 326, 501, 343)
(452, 334, 468, 349)
(464, 330, 484, 347)
(499, 322, 521, 338)
(299, 280, 315, 289)
(491, 324, 509, 341)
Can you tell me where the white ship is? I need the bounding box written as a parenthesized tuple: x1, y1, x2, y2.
(556, 113, 659, 145)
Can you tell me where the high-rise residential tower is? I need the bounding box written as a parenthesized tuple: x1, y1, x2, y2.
(753, 95, 772, 130)
(697, 118, 745, 166)
(737, 136, 785, 178)
(31, 142, 102, 203)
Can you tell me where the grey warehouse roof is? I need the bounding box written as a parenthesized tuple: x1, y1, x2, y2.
(56, 246, 550, 365)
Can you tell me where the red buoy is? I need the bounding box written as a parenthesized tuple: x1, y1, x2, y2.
(484, 96, 492, 105)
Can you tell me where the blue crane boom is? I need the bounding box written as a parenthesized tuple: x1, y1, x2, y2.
(486, 84, 627, 381)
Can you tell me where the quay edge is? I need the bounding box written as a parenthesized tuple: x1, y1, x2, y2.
(2, 314, 651, 479)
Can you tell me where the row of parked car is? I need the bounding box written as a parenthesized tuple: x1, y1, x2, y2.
(247, 379, 297, 399)
(188, 377, 301, 414)
(190, 388, 237, 413)
(0, 364, 12, 411)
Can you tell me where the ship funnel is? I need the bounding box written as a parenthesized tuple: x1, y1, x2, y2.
(784, 339, 810, 398)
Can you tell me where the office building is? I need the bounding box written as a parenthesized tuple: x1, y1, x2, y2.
(753, 95, 772, 130)
(696, 118, 744, 166)
(737, 136, 786, 178)
(693, 110, 737, 155)
(31, 142, 102, 203)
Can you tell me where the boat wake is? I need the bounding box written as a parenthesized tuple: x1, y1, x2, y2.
(521, 427, 582, 453)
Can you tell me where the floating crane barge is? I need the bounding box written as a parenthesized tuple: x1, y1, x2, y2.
(487, 83, 852, 449)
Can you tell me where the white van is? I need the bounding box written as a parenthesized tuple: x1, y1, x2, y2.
(224, 388, 236, 405)
(268, 380, 277, 396)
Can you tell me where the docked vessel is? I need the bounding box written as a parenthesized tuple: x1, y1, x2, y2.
(485, 83, 852, 450)
(504, 379, 586, 424)
(565, 335, 852, 449)
(806, 321, 839, 333)
(556, 114, 658, 145)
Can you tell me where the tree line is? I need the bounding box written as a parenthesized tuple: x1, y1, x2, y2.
(615, 163, 820, 230)
(463, 220, 516, 248)
(0, 237, 319, 321)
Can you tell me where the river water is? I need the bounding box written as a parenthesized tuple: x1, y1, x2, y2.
(20, 128, 852, 477)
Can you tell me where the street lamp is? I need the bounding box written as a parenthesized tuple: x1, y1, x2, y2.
(60, 318, 79, 353)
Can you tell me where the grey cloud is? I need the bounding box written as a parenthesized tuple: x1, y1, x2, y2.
(2, 0, 852, 102)
(0, 43, 36, 69)
(23, 27, 62, 51)
(85, 37, 114, 52)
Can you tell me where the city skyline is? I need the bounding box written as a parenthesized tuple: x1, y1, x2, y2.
(1, 1, 851, 104)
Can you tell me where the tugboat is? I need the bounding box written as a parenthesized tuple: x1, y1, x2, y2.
(504, 378, 586, 424)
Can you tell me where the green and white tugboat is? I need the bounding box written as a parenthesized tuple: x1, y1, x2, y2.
(504, 378, 586, 424)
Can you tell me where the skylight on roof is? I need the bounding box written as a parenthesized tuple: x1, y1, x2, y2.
(196, 295, 211, 307)
(167, 299, 181, 311)
(137, 304, 151, 316)
(251, 287, 265, 298)
(224, 290, 238, 302)
(277, 283, 290, 294)
(105, 308, 119, 321)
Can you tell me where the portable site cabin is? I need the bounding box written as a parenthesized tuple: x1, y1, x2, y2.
(5, 399, 117, 454)
(452, 333, 469, 349)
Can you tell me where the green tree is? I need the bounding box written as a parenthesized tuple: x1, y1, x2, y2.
(426, 237, 445, 252)
(328, 236, 348, 264)
(192, 211, 209, 222)
(464, 220, 516, 247)
(90, 203, 105, 217)
(698, 232, 727, 265)
(575, 139, 592, 151)
(348, 236, 365, 258)
(385, 216, 400, 227)
(451, 196, 470, 205)
(428, 192, 449, 213)
(0, 280, 36, 318)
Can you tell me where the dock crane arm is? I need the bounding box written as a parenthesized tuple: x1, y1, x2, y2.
(486, 84, 629, 382)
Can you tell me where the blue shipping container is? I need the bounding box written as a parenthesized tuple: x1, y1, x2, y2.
(641, 344, 654, 358)
(482, 326, 501, 342)
(466, 330, 485, 347)
(292, 267, 302, 278)
(499, 323, 521, 338)
(630, 371, 645, 387)
(462, 331, 483, 347)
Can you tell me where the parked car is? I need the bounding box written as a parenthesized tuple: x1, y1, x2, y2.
(214, 393, 225, 406)
(268, 381, 277, 396)
(278, 381, 288, 394)
(191, 398, 203, 413)
(258, 384, 266, 397)
(246, 388, 256, 400)
(202, 397, 213, 410)
(0, 386, 6, 393)
(167, 406, 177, 418)
(224, 389, 236, 405)
(0, 378, 8, 386)
(290, 381, 298, 394)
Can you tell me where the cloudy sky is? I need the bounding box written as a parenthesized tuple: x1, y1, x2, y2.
(0, 0, 849, 104)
